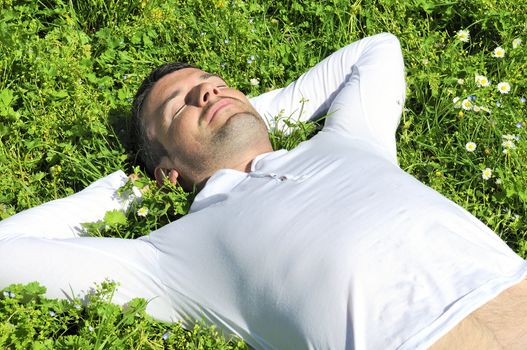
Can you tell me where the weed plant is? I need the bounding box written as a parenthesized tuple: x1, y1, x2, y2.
(1, 0, 526, 347)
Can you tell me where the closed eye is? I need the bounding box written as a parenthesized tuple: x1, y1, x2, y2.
(172, 84, 229, 119)
(173, 104, 186, 119)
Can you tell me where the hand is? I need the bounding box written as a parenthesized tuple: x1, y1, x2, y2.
(128, 173, 141, 182)
(154, 168, 179, 188)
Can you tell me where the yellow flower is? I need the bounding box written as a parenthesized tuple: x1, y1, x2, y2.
(50, 165, 62, 177)
(214, 0, 226, 8)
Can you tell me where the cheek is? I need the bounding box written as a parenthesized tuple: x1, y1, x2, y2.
(233, 91, 259, 114)
(232, 90, 251, 103)
(169, 111, 203, 155)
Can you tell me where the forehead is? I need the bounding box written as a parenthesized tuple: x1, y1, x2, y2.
(146, 67, 206, 111)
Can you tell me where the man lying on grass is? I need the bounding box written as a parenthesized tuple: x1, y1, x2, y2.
(1, 33, 527, 349)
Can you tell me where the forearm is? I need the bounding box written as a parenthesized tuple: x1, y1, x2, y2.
(0, 170, 131, 240)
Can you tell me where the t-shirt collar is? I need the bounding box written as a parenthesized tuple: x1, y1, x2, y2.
(189, 149, 288, 212)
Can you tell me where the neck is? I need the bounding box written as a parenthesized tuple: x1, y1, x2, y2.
(224, 140, 274, 174)
(193, 144, 273, 190)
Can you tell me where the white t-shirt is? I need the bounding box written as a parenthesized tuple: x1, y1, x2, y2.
(1, 33, 526, 349)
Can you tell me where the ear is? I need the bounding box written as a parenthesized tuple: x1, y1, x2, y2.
(154, 167, 179, 187)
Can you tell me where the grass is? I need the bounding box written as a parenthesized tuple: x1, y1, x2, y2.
(0, 0, 526, 347)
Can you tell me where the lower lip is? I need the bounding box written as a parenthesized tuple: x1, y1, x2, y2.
(208, 100, 232, 123)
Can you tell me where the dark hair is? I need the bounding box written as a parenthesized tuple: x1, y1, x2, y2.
(132, 62, 195, 176)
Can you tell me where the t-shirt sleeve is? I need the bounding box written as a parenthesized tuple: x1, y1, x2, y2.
(323, 33, 406, 163)
(0, 233, 175, 322)
(0, 170, 134, 239)
(249, 34, 378, 132)
(0, 170, 174, 321)
(250, 33, 405, 163)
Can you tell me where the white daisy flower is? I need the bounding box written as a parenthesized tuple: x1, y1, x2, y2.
(497, 82, 511, 94)
(475, 75, 490, 87)
(502, 140, 516, 149)
(493, 46, 505, 58)
(250, 78, 260, 86)
(457, 78, 464, 85)
(457, 30, 470, 42)
(465, 142, 477, 152)
(482, 168, 492, 180)
(137, 207, 149, 217)
(512, 38, 521, 49)
(461, 98, 473, 110)
(473, 105, 481, 112)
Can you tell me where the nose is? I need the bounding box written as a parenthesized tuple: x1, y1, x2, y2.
(196, 82, 220, 107)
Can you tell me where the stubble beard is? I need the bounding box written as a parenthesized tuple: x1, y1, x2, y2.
(207, 110, 268, 166)
(176, 108, 270, 185)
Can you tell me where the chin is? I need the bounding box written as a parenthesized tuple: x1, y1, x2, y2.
(213, 111, 269, 150)
(224, 111, 265, 132)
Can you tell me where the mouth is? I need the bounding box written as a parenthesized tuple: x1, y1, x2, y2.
(202, 98, 233, 125)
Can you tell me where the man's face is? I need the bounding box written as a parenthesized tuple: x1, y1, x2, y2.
(142, 67, 270, 184)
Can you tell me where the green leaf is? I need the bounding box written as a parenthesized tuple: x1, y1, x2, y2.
(0, 88, 14, 108)
(103, 209, 127, 226)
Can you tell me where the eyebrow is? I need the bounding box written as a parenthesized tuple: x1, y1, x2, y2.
(199, 72, 223, 80)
